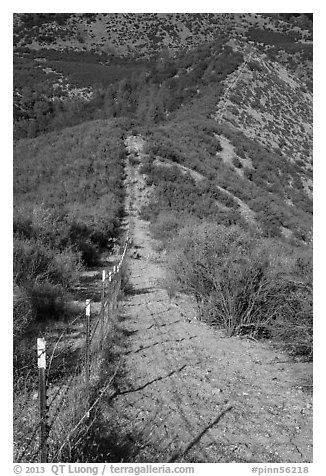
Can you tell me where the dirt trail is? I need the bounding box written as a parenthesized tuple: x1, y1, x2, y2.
(103, 136, 312, 463)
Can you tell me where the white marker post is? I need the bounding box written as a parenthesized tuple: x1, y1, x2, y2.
(101, 271, 106, 350)
(85, 300, 91, 412)
(37, 337, 47, 463)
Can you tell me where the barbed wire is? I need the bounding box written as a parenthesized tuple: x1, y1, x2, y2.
(68, 412, 98, 455)
(90, 313, 102, 344)
(46, 300, 97, 374)
(29, 443, 43, 464)
(16, 421, 41, 462)
(47, 335, 86, 379)
(51, 362, 121, 461)
(47, 341, 76, 370)
(48, 372, 75, 411)
(48, 379, 76, 430)
(15, 237, 130, 463)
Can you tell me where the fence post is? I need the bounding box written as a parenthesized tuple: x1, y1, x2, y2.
(108, 271, 112, 323)
(37, 337, 48, 463)
(85, 299, 91, 413)
(117, 266, 121, 309)
(113, 267, 118, 310)
(101, 270, 106, 351)
(112, 267, 116, 310)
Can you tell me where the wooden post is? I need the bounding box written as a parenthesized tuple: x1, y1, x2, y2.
(37, 337, 48, 463)
(85, 299, 91, 412)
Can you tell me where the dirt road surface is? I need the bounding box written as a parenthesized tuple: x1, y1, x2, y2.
(102, 136, 312, 463)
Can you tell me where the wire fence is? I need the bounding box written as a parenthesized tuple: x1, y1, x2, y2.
(13, 236, 130, 463)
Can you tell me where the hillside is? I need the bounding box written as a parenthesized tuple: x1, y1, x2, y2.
(13, 13, 312, 135)
(13, 9, 313, 322)
(96, 136, 312, 464)
(13, 13, 312, 83)
(217, 39, 312, 170)
(13, 12, 313, 464)
(13, 13, 312, 59)
(13, 119, 127, 330)
(138, 60, 312, 244)
(13, 10, 313, 335)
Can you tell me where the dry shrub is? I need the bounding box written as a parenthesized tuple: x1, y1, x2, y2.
(270, 254, 312, 357)
(119, 261, 132, 295)
(14, 237, 82, 288)
(168, 223, 312, 357)
(13, 286, 34, 338)
(13, 237, 82, 329)
(151, 211, 181, 246)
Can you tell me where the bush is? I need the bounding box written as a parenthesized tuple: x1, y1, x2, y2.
(13, 286, 34, 338)
(151, 211, 183, 245)
(167, 223, 312, 357)
(247, 60, 265, 72)
(128, 154, 140, 165)
(270, 252, 312, 357)
(14, 120, 127, 325)
(13, 237, 82, 288)
(13, 235, 82, 329)
(232, 156, 242, 168)
(28, 282, 66, 321)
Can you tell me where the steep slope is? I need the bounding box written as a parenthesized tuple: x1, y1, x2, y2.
(216, 40, 312, 172)
(140, 31, 312, 242)
(141, 62, 312, 244)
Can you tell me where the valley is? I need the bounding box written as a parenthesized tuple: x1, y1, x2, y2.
(13, 12, 313, 465)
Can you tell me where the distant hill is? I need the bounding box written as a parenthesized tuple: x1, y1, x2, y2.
(13, 12, 313, 244)
(13, 13, 312, 85)
(13, 13, 312, 55)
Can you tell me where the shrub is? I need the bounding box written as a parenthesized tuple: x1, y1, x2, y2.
(13, 235, 82, 329)
(232, 156, 242, 168)
(14, 120, 127, 301)
(13, 237, 82, 288)
(13, 286, 34, 338)
(28, 282, 67, 321)
(30, 205, 70, 248)
(128, 154, 140, 165)
(151, 211, 182, 245)
(13, 211, 34, 240)
(14, 237, 57, 286)
(247, 60, 265, 72)
(167, 223, 312, 357)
